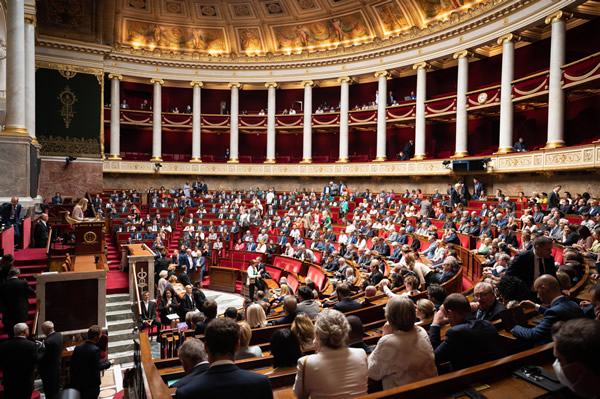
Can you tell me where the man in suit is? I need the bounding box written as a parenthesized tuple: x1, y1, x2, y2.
(33, 213, 50, 248)
(0, 196, 22, 239)
(506, 236, 556, 290)
(497, 225, 519, 248)
(174, 318, 272, 399)
(547, 185, 561, 210)
(510, 274, 584, 346)
(179, 285, 197, 319)
(267, 296, 298, 326)
(172, 339, 210, 388)
(331, 283, 361, 313)
(39, 321, 63, 399)
(0, 323, 38, 398)
(139, 291, 161, 336)
(402, 140, 414, 160)
(472, 178, 484, 200)
(419, 196, 433, 218)
(471, 282, 506, 321)
(430, 294, 505, 371)
(70, 325, 112, 399)
(0, 268, 35, 338)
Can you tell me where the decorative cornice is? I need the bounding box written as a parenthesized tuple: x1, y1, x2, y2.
(453, 50, 474, 59)
(38, 136, 101, 158)
(545, 10, 573, 24)
(108, 73, 123, 81)
(190, 81, 204, 88)
(228, 82, 242, 89)
(374, 70, 390, 79)
(265, 82, 279, 89)
(150, 78, 164, 85)
(497, 33, 521, 45)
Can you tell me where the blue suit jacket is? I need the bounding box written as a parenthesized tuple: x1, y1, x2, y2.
(174, 363, 272, 399)
(512, 296, 585, 345)
(171, 362, 210, 388)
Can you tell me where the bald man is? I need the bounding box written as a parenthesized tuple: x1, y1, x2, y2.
(510, 274, 584, 346)
(34, 214, 50, 248)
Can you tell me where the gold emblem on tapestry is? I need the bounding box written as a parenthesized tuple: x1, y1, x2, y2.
(58, 86, 78, 128)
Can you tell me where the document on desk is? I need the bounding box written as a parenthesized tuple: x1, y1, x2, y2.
(66, 346, 76, 352)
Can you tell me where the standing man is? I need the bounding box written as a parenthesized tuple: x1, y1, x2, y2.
(0, 268, 35, 338)
(39, 321, 63, 399)
(506, 236, 557, 291)
(70, 325, 113, 399)
(547, 185, 561, 210)
(34, 214, 50, 248)
(0, 323, 38, 398)
(402, 140, 414, 160)
(472, 178, 484, 200)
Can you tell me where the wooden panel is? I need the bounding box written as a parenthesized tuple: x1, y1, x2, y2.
(208, 267, 238, 293)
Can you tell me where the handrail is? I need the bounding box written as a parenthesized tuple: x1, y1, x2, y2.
(139, 333, 172, 398)
(132, 262, 142, 318)
(561, 50, 600, 69)
(31, 300, 41, 338)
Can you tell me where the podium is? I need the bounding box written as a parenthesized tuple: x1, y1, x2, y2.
(124, 244, 156, 302)
(72, 221, 105, 255)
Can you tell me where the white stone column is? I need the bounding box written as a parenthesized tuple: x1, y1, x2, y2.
(337, 76, 351, 163)
(374, 70, 389, 161)
(265, 82, 278, 163)
(24, 6, 36, 142)
(412, 62, 429, 160)
(108, 74, 122, 159)
(4, 0, 27, 137)
(497, 34, 519, 153)
(545, 11, 570, 149)
(190, 81, 203, 162)
(453, 51, 471, 157)
(301, 80, 314, 163)
(228, 83, 241, 163)
(150, 78, 164, 162)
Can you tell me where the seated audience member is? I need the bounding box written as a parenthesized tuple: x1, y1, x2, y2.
(269, 328, 302, 374)
(291, 314, 316, 350)
(159, 289, 180, 328)
(429, 293, 505, 371)
(234, 322, 263, 360)
(268, 296, 298, 326)
(224, 307, 238, 320)
(174, 318, 272, 399)
(496, 274, 531, 308)
(195, 300, 218, 335)
(471, 282, 506, 321)
(172, 339, 209, 388)
(293, 309, 368, 399)
(245, 303, 267, 328)
(427, 284, 447, 310)
(510, 274, 584, 346)
(551, 318, 600, 399)
(435, 256, 459, 284)
(416, 299, 435, 324)
(296, 286, 320, 319)
(347, 315, 373, 355)
(331, 282, 361, 313)
(580, 283, 599, 320)
(139, 291, 161, 335)
(368, 296, 437, 389)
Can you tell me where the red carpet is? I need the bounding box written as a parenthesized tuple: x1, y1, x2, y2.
(13, 248, 47, 263)
(105, 232, 129, 294)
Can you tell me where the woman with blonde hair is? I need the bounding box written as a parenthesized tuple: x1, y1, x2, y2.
(234, 322, 264, 360)
(404, 252, 436, 290)
(291, 314, 315, 350)
(415, 298, 435, 324)
(245, 303, 267, 329)
(71, 198, 88, 221)
(401, 275, 420, 297)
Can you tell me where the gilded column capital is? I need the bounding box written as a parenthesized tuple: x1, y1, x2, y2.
(453, 50, 474, 59)
(374, 70, 390, 79)
(190, 81, 204, 88)
(265, 82, 279, 89)
(108, 73, 123, 81)
(228, 82, 242, 89)
(301, 80, 315, 87)
(150, 78, 164, 85)
(545, 10, 572, 25)
(412, 62, 431, 70)
(497, 33, 521, 45)
(337, 76, 352, 84)
(24, 15, 36, 26)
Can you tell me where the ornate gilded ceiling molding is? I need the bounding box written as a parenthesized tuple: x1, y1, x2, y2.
(36, 61, 104, 85)
(190, 81, 204, 88)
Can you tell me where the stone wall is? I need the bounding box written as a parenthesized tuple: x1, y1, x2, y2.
(39, 157, 103, 200)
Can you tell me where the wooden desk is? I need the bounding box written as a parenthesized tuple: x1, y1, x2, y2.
(71, 254, 109, 272)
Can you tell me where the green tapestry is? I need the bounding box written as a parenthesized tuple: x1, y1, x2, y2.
(36, 67, 103, 158)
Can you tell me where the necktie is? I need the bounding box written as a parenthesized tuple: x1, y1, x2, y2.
(538, 258, 544, 276)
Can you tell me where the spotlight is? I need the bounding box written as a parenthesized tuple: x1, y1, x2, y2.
(66, 156, 77, 166)
(442, 160, 451, 170)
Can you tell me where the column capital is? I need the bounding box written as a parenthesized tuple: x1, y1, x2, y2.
(497, 33, 521, 45)
(24, 1, 36, 25)
(24, 15, 36, 26)
(545, 10, 572, 25)
(374, 70, 390, 79)
(108, 73, 123, 81)
(453, 50, 474, 59)
(228, 82, 242, 89)
(150, 78, 164, 85)
(301, 80, 315, 87)
(265, 82, 278, 89)
(337, 76, 352, 84)
(190, 81, 204, 88)
(412, 62, 431, 70)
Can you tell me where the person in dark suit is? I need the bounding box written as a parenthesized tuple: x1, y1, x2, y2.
(267, 296, 298, 326)
(510, 274, 584, 346)
(0, 196, 22, 239)
(139, 291, 161, 336)
(497, 225, 519, 248)
(174, 318, 272, 399)
(506, 236, 557, 290)
(51, 192, 63, 204)
(471, 282, 506, 322)
(0, 323, 38, 398)
(472, 178, 484, 200)
(0, 268, 35, 338)
(430, 294, 505, 371)
(172, 339, 210, 388)
(547, 185, 561, 210)
(33, 213, 50, 248)
(401, 140, 414, 160)
(331, 283, 361, 313)
(39, 321, 63, 399)
(179, 285, 197, 319)
(70, 325, 112, 399)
